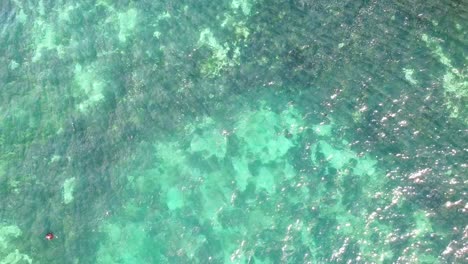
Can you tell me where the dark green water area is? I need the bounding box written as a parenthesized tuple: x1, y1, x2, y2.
(0, 0, 467, 263)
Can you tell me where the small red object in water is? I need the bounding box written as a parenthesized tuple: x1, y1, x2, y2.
(45, 233, 55, 240)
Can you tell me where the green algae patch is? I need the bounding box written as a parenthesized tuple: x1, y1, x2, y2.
(232, 157, 251, 191)
(311, 136, 377, 178)
(314, 140, 356, 169)
(97, 222, 163, 263)
(413, 210, 433, 237)
(442, 71, 468, 122)
(231, 104, 304, 193)
(199, 173, 230, 229)
(0, 225, 21, 249)
(235, 105, 301, 163)
(31, 21, 59, 62)
(63, 177, 77, 204)
(118, 8, 138, 43)
(255, 167, 277, 194)
(189, 117, 227, 159)
(312, 122, 333, 137)
(403, 68, 418, 85)
(198, 28, 240, 77)
(353, 155, 377, 176)
(73, 63, 106, 112)
(197, 0, 254, 78)
(231, 0, 255, 15)
(166, 187, 185, 210)
(23, 1, 78, 62)
(421, 33, 468, 124)
(0, 225, 32, 264)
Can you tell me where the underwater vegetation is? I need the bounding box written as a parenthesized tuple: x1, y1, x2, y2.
(0, 0, 466, 263)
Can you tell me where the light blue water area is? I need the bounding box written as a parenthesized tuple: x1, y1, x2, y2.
(0, 0, 467, 263)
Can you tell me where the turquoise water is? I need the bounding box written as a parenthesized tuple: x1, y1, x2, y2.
(0, 0, 467, 263)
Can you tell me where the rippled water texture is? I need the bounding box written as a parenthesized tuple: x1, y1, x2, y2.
(0, 0, 467, 263)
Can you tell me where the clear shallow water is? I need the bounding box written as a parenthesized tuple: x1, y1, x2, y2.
(0, 0, 467, 263)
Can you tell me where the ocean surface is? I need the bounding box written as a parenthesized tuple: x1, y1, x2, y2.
(0, 0, 467, 263)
